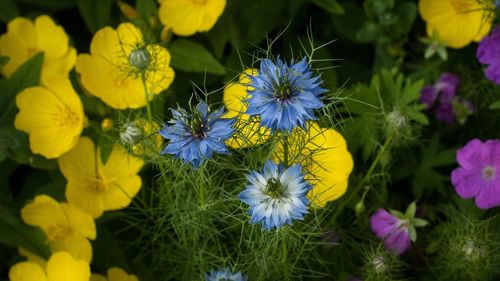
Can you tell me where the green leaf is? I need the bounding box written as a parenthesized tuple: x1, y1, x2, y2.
(99, 134, 115, 165)
(489, 99, 500, 110)
(412, 218, 428, 227)
(169, 39, 226, 75)
(0, 0, 19, 23)
(409, 225, 417, 242)
(0, 204, 51, 259)
(76, 0, 113, 33)
(0, 56, 10, 66)
(0, 52, 44, 125)
(406, 110, 429, 125)
(405, 202, 416, 218)
(4, 128, 58, 170)
(312, 0, 344, 14)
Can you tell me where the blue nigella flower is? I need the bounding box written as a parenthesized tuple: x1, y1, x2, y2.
(239, 160, 312, 230)
(245, 57, 327, 133)
(159, 101, 235, 168)
(206, 268, 247, 281)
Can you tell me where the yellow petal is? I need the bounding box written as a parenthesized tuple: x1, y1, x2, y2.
(50, 235, 93, 263)
(116, 23, 144, 55)
(66, 180, 105, 218)
(61, 203, 96, 240)
(14, 77, 84, 158)
(58, 137, 97, 181)
(0, 17, 38, 77)
(9, 262, 47, 281)
(46, 252, 90, 281)
(159, 2, 203, 36)
(21, 195, 67, 233)
(99, 175, 142, 212)
(145, 44, 175, 95)
(102, 144, 144, 180)
(34, 15, 69, 61)
(198, 0, 226, 32)
(108, 267, 139, 281)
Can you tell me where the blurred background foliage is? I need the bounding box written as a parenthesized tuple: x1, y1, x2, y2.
(1, 0, 500, 280)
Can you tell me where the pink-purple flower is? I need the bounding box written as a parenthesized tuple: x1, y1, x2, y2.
(370, 209, 412, 256)
(420, 73, 473, 124)
(477, 26, 500, 85)
(451, 139, 500, 209)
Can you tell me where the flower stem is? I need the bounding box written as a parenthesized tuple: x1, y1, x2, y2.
(330, 133, 394, 222)
(283, 133, 289, 167)
(141, 74, 153, 122)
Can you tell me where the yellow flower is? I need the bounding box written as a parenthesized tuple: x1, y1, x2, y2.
(91, 268, 139, 281)
(76, 23, 174, 109)
(158, 0, 226, 36)
(58, 137, 144, 218)
(419, 0, 495, 49)
(274, 122, 354, 207)
(223, 69, 270, 149)
(21, 195, 96, 263)
(18, 247, 46, 268)
(14, 76, 85, 159)
(0, 15, 76, 79)
(9, 251, 90, 281)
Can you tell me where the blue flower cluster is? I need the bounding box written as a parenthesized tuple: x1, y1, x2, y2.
(246, 57, 327, 132)
(159, 101, 234, 168)
(239, 161, 312, 229)
(206, 268, 247, 281)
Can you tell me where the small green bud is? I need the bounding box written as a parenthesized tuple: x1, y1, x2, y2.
(129, 48, 150, 70)
(354, 200, 366, 216)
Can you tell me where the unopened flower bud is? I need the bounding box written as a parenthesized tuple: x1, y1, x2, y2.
(129, 48, 150, 70)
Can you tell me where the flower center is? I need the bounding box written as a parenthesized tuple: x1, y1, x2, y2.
(47, 224, 73, 241)
(274, 83, 292, 100)
(190, 0, 208, 5)
(87, 177, 107, 192)
(482, 165, 496, 180)
(190, 114, 206, 139)
(58, 106, 80, 127)
(265, 178, 285, 199)
(128, 48, 150, 70)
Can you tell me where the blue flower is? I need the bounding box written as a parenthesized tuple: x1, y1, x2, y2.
(206, 268, 247, 281)
(159, 101, 234, 168)
(239, 160, 312, 230)
(245, 57, 327, 133)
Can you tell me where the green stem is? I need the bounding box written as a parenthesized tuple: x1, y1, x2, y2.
(283, 134, 289, 167)
(330, 133, 394, 222)
(141, 74, 153, 122)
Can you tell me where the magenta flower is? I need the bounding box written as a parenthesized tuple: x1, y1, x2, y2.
(420, 73, 459, 109)
(420, 73, 474, 124)
(451, 139, 500, 209)
(370, 209, 411, 256)
(477, 26, 500, 85)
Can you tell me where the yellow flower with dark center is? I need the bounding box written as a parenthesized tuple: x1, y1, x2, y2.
(21, 195, 96, 263)
(14, 77, 85, 159)
(91, 267, 139, 281)
(223, 69, 270, 149)
(58, 137, 144, 218)
(158, 0, 226, 36)
(0, 15, 76, 79)
(9, 251, 90, 281)
(274, 122, 354, 207)
(419, 0, 495, 48)
(76, 23, 174, 109)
